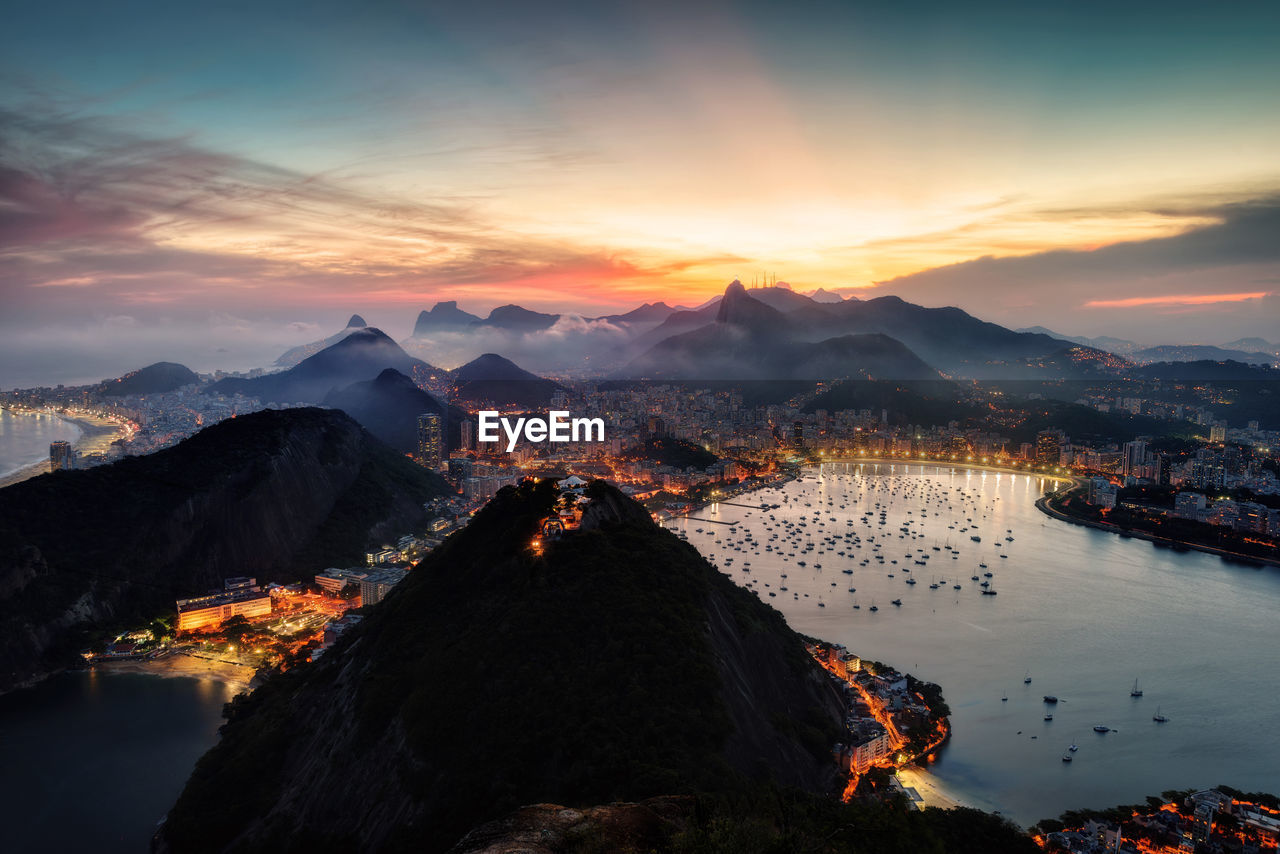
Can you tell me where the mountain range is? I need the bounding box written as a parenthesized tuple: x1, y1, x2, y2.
(212, 328, 443, 404)
(622, 280, 1098, 381)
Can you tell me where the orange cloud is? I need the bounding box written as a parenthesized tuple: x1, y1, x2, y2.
(1084, 291, 1272, 308)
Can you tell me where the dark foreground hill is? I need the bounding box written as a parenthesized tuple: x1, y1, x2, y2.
(0, 408, 447, 691)
(158, 479, 851, 853)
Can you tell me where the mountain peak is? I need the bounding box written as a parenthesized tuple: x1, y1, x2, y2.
(716, 279, 785, 328)
(413, 301, 483, 336)
(346, 314, 367, 328)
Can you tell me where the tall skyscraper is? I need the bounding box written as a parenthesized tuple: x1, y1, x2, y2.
(417, 413, 444, 470)
(49, 440, 75, 472)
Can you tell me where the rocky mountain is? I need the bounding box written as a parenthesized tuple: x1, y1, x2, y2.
(473, 304, 560, 332)
(158, 479, 847, 852)
(274, 315, 369, 367)
(323, 369, 453, 454)
(627, 281, 1109, 380)
(450, 353, 560, 406)
(212, 328, 443, 404)
(412, 301, 482, 336)
(0, 408, 448, 692)
(97, 361, 199, 396)
(625, 282, 939, 381)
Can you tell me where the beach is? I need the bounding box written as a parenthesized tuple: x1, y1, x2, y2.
(895, 766, 973, 811)
(94, 650, 257, 690)
(0, 408, 128, 490)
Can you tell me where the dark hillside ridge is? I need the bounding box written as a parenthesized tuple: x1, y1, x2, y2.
(98, 361, 199, 396)
(0, 408, 447, 692)
(159, 479, 845, 853)
(215, 328, 442, 403)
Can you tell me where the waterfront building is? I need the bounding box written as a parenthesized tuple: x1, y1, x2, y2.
(176, 578, 272, 631)
(49, 440, 75, 471)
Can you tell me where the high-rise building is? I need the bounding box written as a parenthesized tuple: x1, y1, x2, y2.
(459, 419, 475, 452)
(1121, 440, 1147, 479)
(417, 413, 444, 470)
(49, 440, 75, 472)
(1034, 431, 1063, 468)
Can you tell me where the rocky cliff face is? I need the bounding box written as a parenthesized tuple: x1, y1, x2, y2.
(157, 479, 845, 853)
(0, 408, 446, 692)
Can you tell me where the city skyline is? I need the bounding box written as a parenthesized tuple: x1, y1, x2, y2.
(2, 0, 1279, 384)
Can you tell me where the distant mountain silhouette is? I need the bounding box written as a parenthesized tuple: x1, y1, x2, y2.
(412, 301, 482, 336)
(1223, 337, 1276, 354)
(781, 295, 1101, 377)
(450, 353, 561, 406)
(1015, 326, 1141, 355)
(806, 288, 846, 303)
(593, 301, 679, 325)
(214, 328, 442, 404)
(472, 304, 560, 332)
(98, 362, 198, 396)
(1131, 345, 1273, 366)
(274, 317, 371, 367)
(626, 282, 937, 380)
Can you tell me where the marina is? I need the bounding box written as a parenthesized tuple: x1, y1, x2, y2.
(669, 461, 1280, 826)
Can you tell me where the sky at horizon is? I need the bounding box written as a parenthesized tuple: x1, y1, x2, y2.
(2, 0, 1278, 385)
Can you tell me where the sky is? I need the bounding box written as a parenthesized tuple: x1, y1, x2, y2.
(1, 0, 1278, 384)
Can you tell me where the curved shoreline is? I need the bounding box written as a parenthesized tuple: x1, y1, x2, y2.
(1035, 488, 1280, 569)
(815, 456, 1076, 482)
(0, 407, 127, 490)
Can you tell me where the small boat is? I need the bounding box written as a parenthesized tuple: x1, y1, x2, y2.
(1130, 678, 1143, 698)
(1093, 725, 1110, 733)
(869, 603, 879, 612)
(981, 588, 998, 595)
(1153, 707, 1168, 723)
(1043, 696, 1058, 704)
(1044, 713, 1054, 721)
(1024, 673, 1032, 684)
(1061, 753, 1072, 762)
(1001, 692, 1008, 702)
(891, 598, 902, 606)
(1069, 743, 1078, 752)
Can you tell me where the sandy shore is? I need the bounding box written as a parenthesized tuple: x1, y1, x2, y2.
(0, 409, 129, 490)
(95, 651, 256, 690)
(895, 767, 973, 811)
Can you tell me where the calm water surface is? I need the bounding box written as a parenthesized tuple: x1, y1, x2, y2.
(0, 409, 82, 477)
(674, 463, 1280, 825)
(0, 671, 235, 853)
